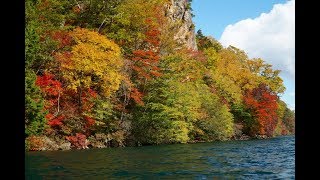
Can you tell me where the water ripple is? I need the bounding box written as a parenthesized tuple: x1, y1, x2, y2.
(26, 135, 295, 179)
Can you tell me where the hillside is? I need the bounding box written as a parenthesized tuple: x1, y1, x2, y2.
(25, 0, 295, 151)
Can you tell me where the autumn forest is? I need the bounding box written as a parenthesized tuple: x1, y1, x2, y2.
(25, 0, 295, 151)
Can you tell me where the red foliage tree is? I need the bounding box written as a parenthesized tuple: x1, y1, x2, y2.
(131, 18, 161, 84)
(51, 30, 73, 49)
(121, 17, 162, 109)
(243, 84, 279, 136)
(36, 73, 65, 127)
(36, 73, 62, 97)
(130, 87, 144, 106)
(80, 88, 97, 131)
(66, 133, 87, 149)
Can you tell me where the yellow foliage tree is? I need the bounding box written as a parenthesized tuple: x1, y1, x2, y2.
(205, 45, 284, 105)
(60, 28, 123, 97)
(206, 46, 258, 104)
(246, 58, 285, 94)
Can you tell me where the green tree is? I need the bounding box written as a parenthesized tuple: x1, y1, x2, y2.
(25, 70, 47, 136)
(283, 108, 295, 134)
(109, 0, 168, 54)
(69, 0, 123, 31)
(25, 0, 47, 136)
(193, 88, 234, 141)
(132, 51, 234, 144)
(196, 30, 222, 52)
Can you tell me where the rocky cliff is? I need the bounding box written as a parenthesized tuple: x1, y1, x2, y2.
(166, 0, 197, 50)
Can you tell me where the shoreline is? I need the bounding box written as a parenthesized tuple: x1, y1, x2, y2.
(26, 134, 294, 152)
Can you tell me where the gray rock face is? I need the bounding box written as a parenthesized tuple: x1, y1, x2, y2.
(166, 0, 197, 50)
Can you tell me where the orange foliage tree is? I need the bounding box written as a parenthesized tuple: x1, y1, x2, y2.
(114, 4, 165, 121)
(131, 18, 161, 86)
(243, 84, 279, 137)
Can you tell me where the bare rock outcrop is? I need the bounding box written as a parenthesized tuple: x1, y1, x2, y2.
(166, 0, 197, 50)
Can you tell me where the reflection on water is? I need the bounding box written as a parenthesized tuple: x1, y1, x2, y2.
(26, 135, 295, 179)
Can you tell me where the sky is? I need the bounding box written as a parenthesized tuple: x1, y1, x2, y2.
(192, 0, 295, 110)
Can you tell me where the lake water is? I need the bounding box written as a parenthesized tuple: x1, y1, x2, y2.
(25, 135, 295, 179)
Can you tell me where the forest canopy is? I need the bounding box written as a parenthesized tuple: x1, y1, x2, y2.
(25, 0, 294, 151)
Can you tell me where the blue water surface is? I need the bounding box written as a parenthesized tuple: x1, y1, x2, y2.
(26, 135, 295, 179)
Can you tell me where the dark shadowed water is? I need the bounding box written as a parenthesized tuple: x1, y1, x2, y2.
(25, 135, 294, 179)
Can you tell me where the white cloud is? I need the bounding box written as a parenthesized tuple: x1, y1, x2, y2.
(219, 0, 295, 79)
(289, 92, 295, 96)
